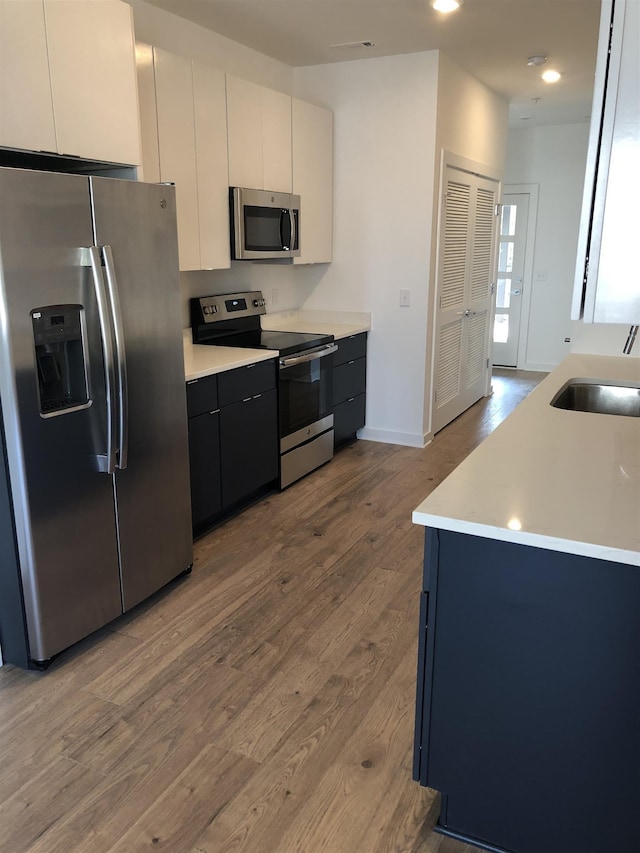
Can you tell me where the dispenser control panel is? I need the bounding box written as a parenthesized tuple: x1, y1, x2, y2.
(32, 305, 89, 416)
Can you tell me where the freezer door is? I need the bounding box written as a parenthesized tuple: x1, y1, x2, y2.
(0, 168, 123, 663)
(89, 178, 192, 610)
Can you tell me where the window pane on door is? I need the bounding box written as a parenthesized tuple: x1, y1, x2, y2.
(500, 205, 517, 236)
(493, 313, 509, 343)
(496, 277, 511, 308)
(498, 240, 514, 273)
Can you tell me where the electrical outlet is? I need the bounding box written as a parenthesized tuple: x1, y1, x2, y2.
(271, 288, 279, 308)
(400, 289, 411, 307)
(535, 270, 548, 282)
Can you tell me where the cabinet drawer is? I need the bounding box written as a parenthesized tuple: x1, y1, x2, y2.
(218, 359, 276, 406)
(334, 393, 366, 446)
(334, 333, 367, 366)
(333, 357, 366, 405)
(186, 374, 219, 418)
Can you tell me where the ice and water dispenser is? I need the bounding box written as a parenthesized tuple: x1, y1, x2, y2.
(32, 306, 89, 415)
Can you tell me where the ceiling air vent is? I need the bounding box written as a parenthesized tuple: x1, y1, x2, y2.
(329, 40, 375, 49)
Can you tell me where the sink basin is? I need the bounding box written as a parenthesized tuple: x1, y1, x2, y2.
(551, 379, 640, 417)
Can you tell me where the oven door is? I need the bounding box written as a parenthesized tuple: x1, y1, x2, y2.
(279, 343, 337, 451)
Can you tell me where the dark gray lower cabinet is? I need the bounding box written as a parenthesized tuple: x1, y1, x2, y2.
(414, 529, 640, 853)
(333, 332, 367, 448)
(188, 410, 221, 528)
(220, 389, 278, 508)
(186, 360, 278, 533)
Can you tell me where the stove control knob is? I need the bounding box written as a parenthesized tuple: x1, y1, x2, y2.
(253, 298, 266, 308)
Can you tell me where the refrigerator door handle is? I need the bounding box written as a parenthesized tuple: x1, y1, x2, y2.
(101, 245, 129, 470)
(88, 246, 118, 474)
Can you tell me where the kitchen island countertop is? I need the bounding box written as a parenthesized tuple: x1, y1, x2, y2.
(413, 353, 640, 565)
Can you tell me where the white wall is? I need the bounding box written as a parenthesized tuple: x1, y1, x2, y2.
(295, 52, 440, 446)
(504, 123, 590, 370)
(129, 0, 293, 91)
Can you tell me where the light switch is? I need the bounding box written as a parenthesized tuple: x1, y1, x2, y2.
(400, 289, 411, 307)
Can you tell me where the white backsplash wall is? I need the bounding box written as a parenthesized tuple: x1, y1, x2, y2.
(570, 322, 640, 358)
(180, 264, 330, 329)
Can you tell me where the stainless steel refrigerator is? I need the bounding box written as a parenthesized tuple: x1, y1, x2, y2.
(0, 167, 193, 669)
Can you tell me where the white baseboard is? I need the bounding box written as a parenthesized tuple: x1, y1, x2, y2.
(357, 426, 432, 448)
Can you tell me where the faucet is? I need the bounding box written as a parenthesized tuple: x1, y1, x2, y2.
(623, 324, 638, 355)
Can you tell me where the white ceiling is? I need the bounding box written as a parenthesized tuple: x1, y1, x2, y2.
(144, 0, 602, 126)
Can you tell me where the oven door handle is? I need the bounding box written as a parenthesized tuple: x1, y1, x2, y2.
(279, 343, 338, 369)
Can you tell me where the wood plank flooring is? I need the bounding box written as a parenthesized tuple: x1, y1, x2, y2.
(0, 370, 545, 853)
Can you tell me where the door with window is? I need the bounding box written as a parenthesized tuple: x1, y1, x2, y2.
(432, 163, 500, 434)
(493, 193, 529, 367)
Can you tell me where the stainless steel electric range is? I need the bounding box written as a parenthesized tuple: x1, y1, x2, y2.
(190, 291, 337, 488)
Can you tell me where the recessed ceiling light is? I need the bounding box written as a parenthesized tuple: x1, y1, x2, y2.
(432, 0, 462, 13)
(541, 69, 562, 83)
(527, 55, 547, 67)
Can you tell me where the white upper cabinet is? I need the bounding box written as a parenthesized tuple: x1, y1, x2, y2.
(573, 0, 640, 324)
(153, 48, 201, 271)
(0, 0, 56, 153)
(292, 98, 333, 265)
(262, 86, 293, 193)
(45, 0, 141, 164)
(0, 0, 141, 165)
(192, 62, 231, 270)
(226, 75, 292, 193)
(140, 47, 230, 271)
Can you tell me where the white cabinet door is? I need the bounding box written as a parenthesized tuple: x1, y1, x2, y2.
(154, 48, 200, 271)
(573, 0, 640, 324)
(292, 98, 333, 264)
(135, 43, 160, 183)
(262, 87, 292, 193)
(227, 74, 292, 192)
(432, 166, 499, 434)
(0, 0, 56, 153)
(226, 75, 263, 190)
(193, 62, 231, 269)
(44, 0, 141, 165)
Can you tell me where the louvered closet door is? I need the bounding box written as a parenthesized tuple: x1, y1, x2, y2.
(432, 166, 499, 434)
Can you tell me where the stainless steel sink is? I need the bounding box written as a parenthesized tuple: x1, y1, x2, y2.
(551, 379, 640, 417)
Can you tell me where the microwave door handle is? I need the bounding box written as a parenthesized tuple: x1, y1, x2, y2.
(289, 207, 297, 253)
(88, 247, 117, 475)
(101, 245, 129, 470)
(279, 209, 289, 250)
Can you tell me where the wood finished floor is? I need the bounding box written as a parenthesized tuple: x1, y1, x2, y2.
(0, 369, 545, 853)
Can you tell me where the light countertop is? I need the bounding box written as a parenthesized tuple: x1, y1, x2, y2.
(261, 309, 371, 340)
(413, 353, 640, 565)
(183, 309, 371, 382)
(183, 331, 277, 382)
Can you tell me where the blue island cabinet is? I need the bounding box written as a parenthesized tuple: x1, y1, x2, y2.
(413, 528, 640, 853)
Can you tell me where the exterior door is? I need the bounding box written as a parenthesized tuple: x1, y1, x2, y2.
(493, 194, 529, 367)
(0, 168, 122, 662)
(432, 164, 500, 434)
(89, 177, 193, 611)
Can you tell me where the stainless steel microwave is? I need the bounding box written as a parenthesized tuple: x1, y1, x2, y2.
(230, 187, 300, 260)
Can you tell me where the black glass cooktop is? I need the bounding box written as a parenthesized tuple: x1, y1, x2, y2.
(203, 329, 334, 357)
